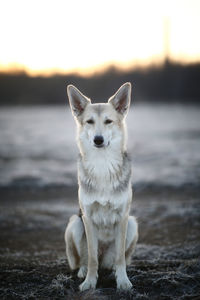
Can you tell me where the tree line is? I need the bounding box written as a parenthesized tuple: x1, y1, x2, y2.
(0, 61, 200, 105)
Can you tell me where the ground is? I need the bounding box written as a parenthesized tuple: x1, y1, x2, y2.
(0, 186, 199, 300)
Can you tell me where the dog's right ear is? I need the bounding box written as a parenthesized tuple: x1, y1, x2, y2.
(67, 85, 90, 119)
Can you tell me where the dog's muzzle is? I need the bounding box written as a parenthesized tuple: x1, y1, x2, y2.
(94, 135, 104, 148)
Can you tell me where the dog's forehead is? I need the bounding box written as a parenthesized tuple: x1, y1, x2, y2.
(86, 103, 114, 117)
(92, 104, 107, 115)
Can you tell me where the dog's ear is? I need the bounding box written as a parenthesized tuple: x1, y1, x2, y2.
(67, 85, 90, 118)
(108, 82, 131, 116)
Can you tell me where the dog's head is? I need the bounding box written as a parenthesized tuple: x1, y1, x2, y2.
(67, 83, 132, 151)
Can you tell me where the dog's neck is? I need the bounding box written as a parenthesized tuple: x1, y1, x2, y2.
(78, 146, 131, 197)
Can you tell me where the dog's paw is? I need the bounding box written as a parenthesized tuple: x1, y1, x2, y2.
(117, 276, 132, 290)
(79, 277, 97, 291)
(78, 266, 87, 279)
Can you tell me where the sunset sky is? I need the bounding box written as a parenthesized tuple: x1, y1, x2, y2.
(0, 0, 200, 75)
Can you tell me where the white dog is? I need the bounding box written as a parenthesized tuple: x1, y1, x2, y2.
(65, 82, 138, 291)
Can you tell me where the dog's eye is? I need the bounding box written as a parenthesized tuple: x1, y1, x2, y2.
(105, 119, 113, 124)
(86, 119, 94, 124)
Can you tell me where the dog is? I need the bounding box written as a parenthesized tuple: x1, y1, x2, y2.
(64, 82, 138, 291)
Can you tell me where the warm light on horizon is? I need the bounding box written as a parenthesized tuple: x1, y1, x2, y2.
(0, 0, 200, 76)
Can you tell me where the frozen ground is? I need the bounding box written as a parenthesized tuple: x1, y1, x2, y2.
(0, 188, 199, 299)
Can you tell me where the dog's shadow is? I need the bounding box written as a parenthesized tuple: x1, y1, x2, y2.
(97, 269, 116, 288)
(70, 269, 116, 289)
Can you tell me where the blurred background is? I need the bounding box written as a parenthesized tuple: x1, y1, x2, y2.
(0, 0, 200, 191)
(1, 1, 200, 298)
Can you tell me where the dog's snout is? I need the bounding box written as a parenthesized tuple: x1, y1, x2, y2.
(94, 135, 104, 147)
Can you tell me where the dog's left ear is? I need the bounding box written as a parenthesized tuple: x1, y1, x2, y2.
(108, 82, 131, 116)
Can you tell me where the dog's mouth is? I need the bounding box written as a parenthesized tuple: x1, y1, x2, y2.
(94, 144, 104, 148)
(94, 141, 110, 148)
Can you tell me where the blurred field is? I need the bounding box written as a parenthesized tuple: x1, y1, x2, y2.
(0, 104, 200, 189)
(0, 104, 200, 299)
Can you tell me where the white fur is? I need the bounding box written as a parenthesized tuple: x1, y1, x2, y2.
(65, 83, 138, 291)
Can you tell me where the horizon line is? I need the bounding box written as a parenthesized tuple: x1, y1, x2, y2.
(1, 57, 200, 78)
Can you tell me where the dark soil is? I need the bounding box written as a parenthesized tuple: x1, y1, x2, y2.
(0, 187, 200, 299)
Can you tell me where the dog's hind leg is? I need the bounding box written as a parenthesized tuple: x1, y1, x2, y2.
(125, 216, 138, 265)
(64, 215, 87, 277)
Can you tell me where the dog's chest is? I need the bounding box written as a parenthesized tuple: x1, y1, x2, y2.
(78, 151, 132, 241)
(90, 201, 122, 226)
(88, 201, 124, 241)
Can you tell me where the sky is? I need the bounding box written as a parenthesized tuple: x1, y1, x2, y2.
(0, 0, 200, 75)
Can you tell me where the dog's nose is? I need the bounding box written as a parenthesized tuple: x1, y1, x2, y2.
(94, 135, 104, 147)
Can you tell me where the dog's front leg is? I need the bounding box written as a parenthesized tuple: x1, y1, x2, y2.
(115, 216, 132, 290)
(79, 215, 98, 291)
